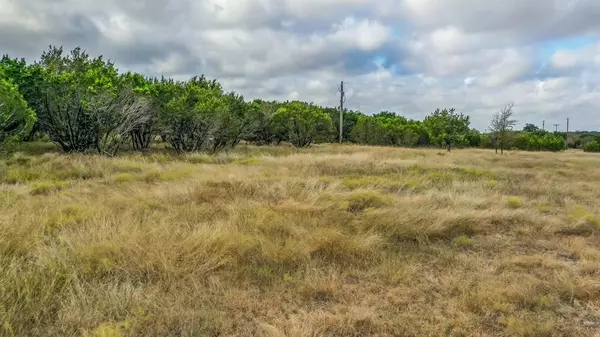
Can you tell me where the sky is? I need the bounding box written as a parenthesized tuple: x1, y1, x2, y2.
(1, 0, 600, 131)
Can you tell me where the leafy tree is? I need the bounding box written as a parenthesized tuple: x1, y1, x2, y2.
(466, 129, 482, 147)
(325, 107, 361, 143)
(244, 100, 282, 145)
(271, 101, 332, 147)
(350, 115, 385, 145)
(0, 55, 44, 140)
(423, 108, 470, 151)
(160, 76, 227, 152)
(489, 102, 517, 154)
(523, 123, 540, 133)
(211, 92, 256, 152)
(33, 46, 124, 153)
(0, 70, 36, 144)
(120, 72, 160, 151)
(584, 141, 600, 153)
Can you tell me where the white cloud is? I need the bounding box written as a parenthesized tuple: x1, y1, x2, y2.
(1, 0, 600, 131)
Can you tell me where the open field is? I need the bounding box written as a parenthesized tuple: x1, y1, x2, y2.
(2, 144, 600, 336)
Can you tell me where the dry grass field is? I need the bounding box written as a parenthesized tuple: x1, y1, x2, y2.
(2, 144, 600, 336)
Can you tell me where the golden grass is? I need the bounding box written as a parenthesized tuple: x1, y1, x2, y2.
(2, 144, 600, 336)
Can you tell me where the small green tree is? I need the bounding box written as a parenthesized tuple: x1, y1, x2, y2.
(423, 108, 470, 151)
(272, 101, 332, 147)
(34, 46, 122, 153)
(584, 141, 600, 153)
(350, 115, 384, 145)
(160, 76, 227, 152)
(243, 100, 282, 145)
(0, 70, 36, 145)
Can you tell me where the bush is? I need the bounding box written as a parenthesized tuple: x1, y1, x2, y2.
(584, 141, 600, 153)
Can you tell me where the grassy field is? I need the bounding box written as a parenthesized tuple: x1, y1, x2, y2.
(2, 144, 600, 336)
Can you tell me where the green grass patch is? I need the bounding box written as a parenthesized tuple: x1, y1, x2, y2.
(113, 173, 137, 183)
(45, 204, 91, 233)
(343, 191, 391, 212)
(159, 167, 194, 181)
(506, 197, 523, 209)
(29, 180, 69, 195)
(233, 157, 261, 165)
(452, 235, 474, 249)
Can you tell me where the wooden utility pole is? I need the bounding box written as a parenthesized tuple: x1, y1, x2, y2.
(542, 120, 545, 131)
(339, 81, 344, 144)
(554, 124, 559, 133)
(566, 118, 570, 148)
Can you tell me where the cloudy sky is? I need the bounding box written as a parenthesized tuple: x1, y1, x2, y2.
(1, 0, 600, 130)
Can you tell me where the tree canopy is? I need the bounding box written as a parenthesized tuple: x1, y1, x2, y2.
(0, 46, 584, 154)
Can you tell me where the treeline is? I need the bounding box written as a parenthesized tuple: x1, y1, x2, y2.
(0, 46, 592, 155)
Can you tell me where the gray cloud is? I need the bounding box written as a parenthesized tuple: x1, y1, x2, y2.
(1, 0, 600, 130)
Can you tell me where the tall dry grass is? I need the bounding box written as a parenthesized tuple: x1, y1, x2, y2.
(2, 144, 600, 336)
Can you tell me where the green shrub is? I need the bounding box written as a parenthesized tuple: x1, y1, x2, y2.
(583, 141, 600, 153)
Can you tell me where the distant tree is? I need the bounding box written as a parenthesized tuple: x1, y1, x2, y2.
(271, 101, 332, 147)
(350, 115, 385, 145)
(489, 102, 517, 154)
(584, 141, 600, 153)
(523, 123, 540, 133)
(466, 129, 482, 147)
(326, 108, 361, 143)
(423, 108, 470, 151)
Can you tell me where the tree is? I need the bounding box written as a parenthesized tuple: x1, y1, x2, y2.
(271, 101, 332, 147)
(423, 108, 470, 151)
(523, 123, 540, 133)
(120, 72, 160, 151)
(210, 92, 255, 152)
(244, 100, 282, 145)
(350, 115, 384, 145)
(160, 76, 227, 152)
(489, 102, 517, 154)
(0, 55, 44, 140)
(584, 141, 600, 153)
(0, 70, 36, 145)
(93, 86, 153, 156)
(34, 46, 122, 153)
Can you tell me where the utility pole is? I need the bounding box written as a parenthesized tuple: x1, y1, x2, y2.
(542, 120, 545, 131)
(339, 81, 344, 144)
(566, 117, 570, 148)
(554, 124, 559, 133)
